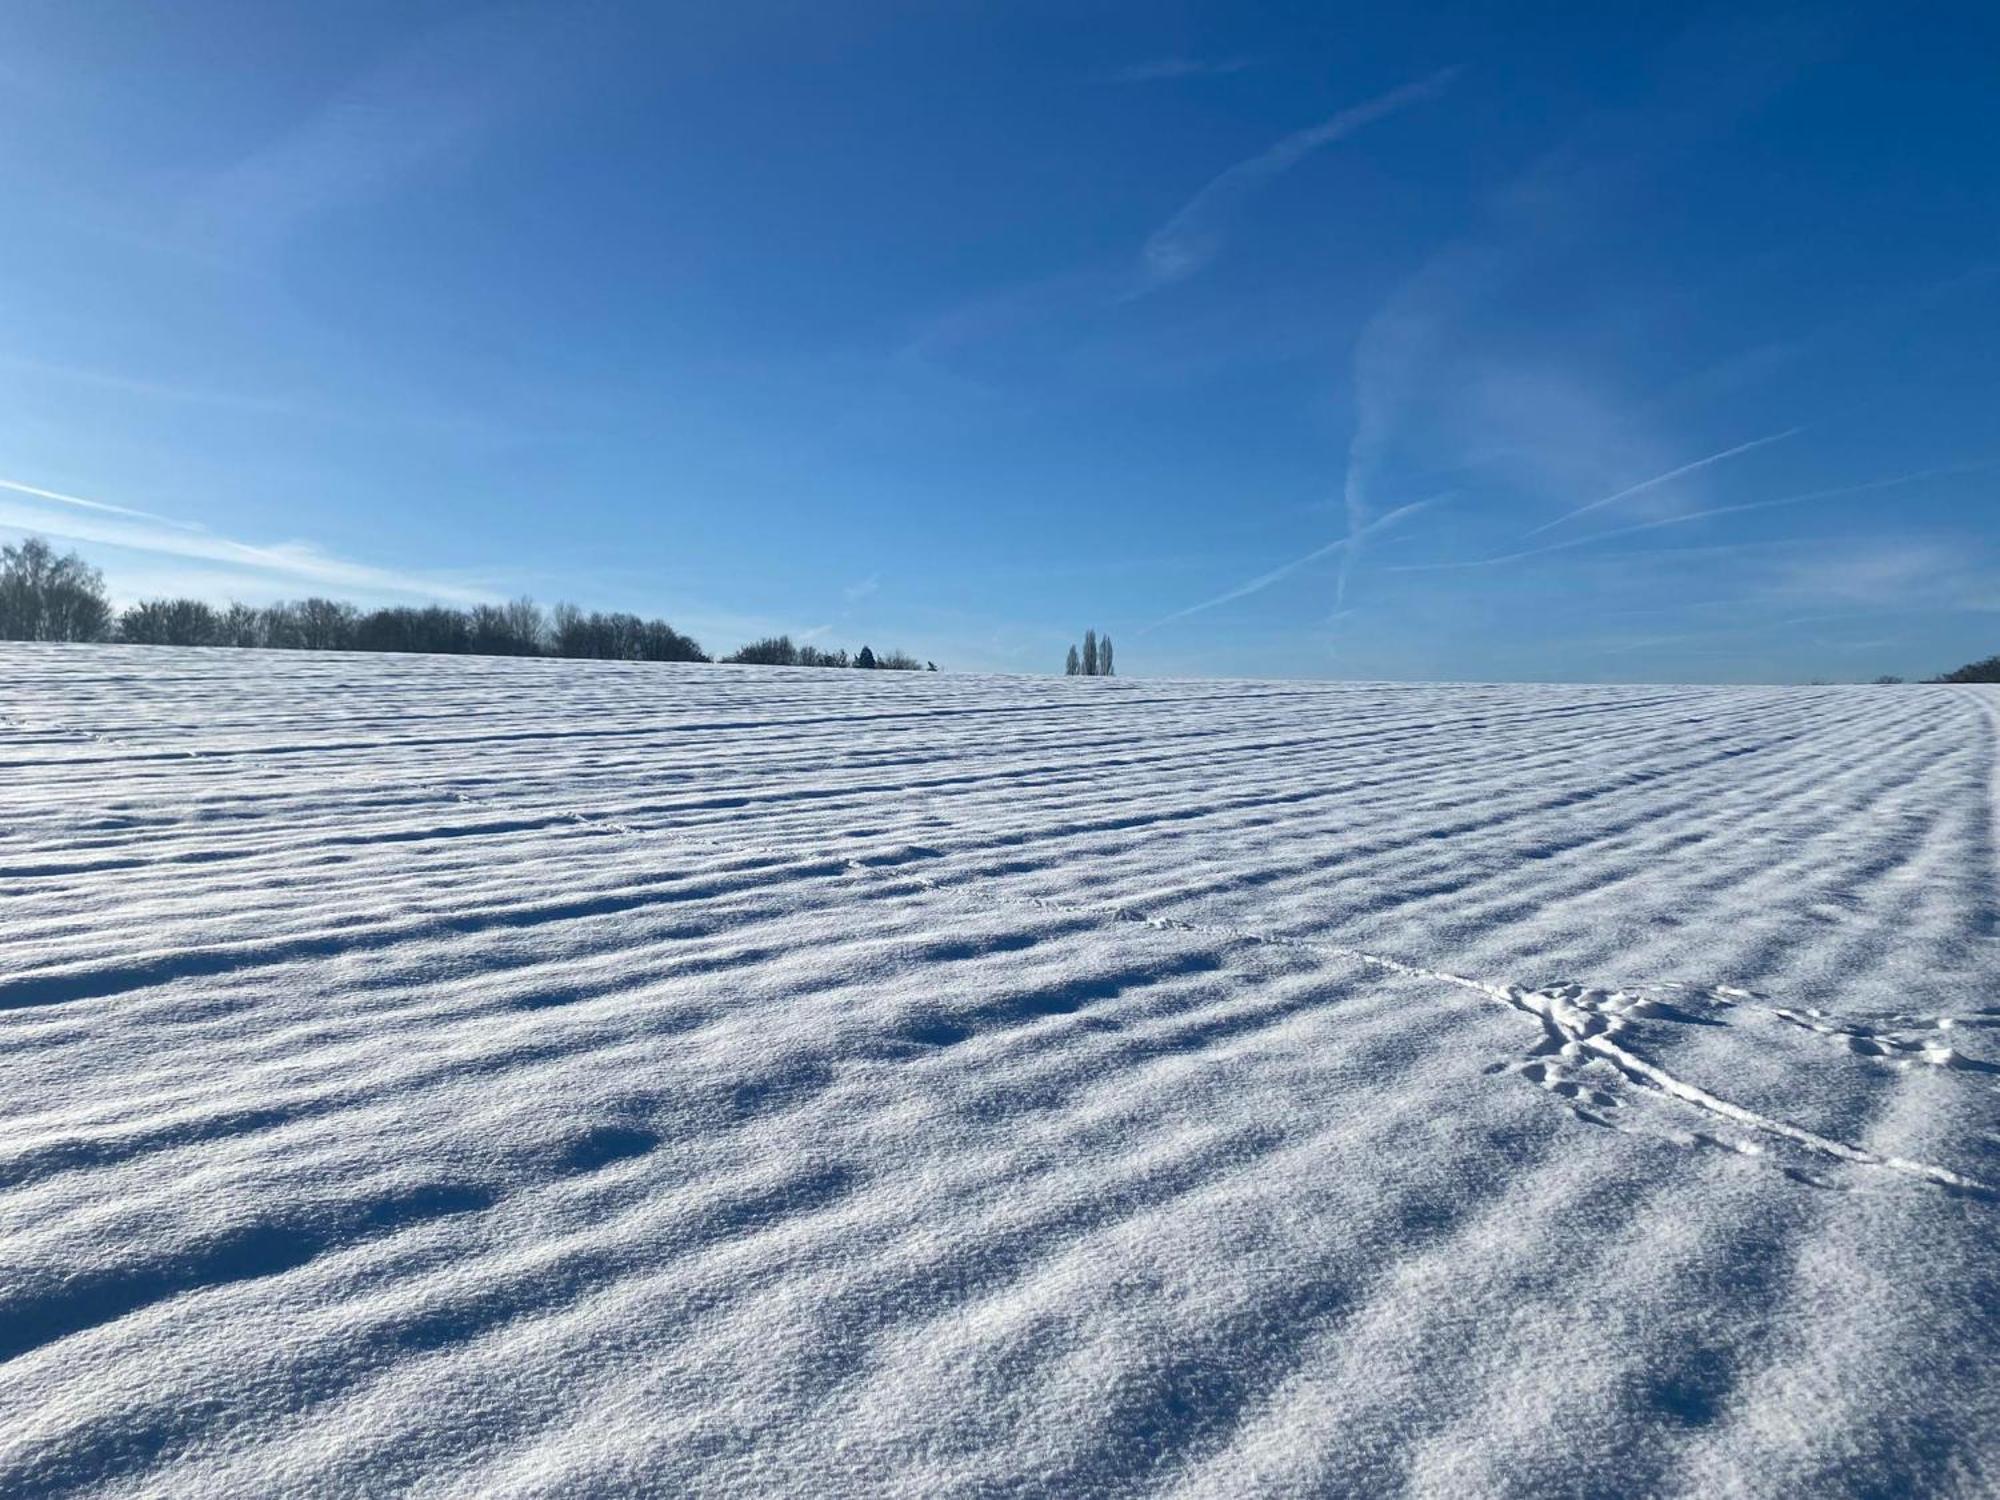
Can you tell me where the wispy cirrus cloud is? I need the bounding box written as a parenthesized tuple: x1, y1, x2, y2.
(1767, 540, 1978, 608)
(178, 5, 580, 259)
(1133, 68, 1461, 295)
(1111, 57, 1259, 84)
(1332, 21, 1833, 617)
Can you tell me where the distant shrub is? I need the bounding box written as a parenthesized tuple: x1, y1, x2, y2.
(728, 635, 801, 666)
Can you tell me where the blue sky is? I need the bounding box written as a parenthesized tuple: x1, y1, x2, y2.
(1, 2, 1995, 680)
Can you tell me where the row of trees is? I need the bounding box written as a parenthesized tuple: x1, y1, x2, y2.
(109, 593, 708, 662)
(1, 536, 931, 670)
(1931, 655, 2000, 683)
(1064, 628, 1114, 676)
(725, 635, 930, 671)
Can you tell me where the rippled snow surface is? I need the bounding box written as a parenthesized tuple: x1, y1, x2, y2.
(2, 647, 1995, 1497)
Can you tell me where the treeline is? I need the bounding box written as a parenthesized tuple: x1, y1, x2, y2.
(1862, 654, 2000, 684)
(725, 636, 930, 671)
(1931, 655, 2000, 684)
(108, 591, 706, 662)
(2, 535, 932, 670)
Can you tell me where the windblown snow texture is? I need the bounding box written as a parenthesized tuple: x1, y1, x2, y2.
(2, 646, 1995, 1497)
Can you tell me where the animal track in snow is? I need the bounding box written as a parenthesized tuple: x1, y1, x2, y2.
(1476, 980, 1993, 1193)
(821, 854, 1994, 1196)
(1645, 981, 1994, 1072)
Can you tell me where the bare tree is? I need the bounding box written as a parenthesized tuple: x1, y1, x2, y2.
(468, 599, 545, 656)
(294, 598, 359, 651)
(1065, 644, 1080, 675)
(119, 598, 223, 646)
(502, 597, 548, 653)
(260, 602, 303, 650)
(550, 602, 586, 655)
(1098, 634, 1113, 677)
(0, 537, 112, 642)
(219, 603, 265, 648)
(1081, 629, 1098, 676)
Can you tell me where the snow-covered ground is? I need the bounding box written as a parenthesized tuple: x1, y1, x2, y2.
(2, 645, 1995, 1498)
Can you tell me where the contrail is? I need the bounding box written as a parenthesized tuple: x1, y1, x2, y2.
(1522, 427, 1804, 538)
(1395, 462, 1991, 573)
(1143, 537, 1353, 632)
(0, 474, 200, 529)
(1133, 67, 1461, 294)
(1144, 494, 1444, 633)
(0, 473, 497, 603)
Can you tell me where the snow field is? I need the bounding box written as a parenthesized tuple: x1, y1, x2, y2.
(1, 647, 1995, 1496)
